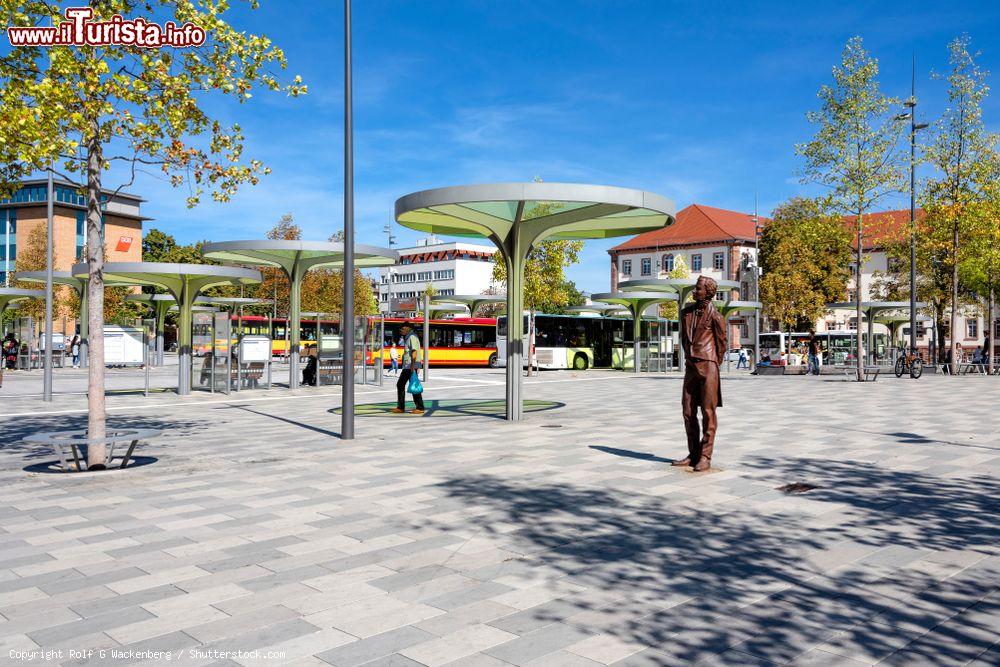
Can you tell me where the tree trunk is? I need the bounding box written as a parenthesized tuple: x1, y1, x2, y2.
(949, 221, 959, 375)
(989, 287, 995, 375)
(855, 214, 864, 381)
(85, 122, 107, 467)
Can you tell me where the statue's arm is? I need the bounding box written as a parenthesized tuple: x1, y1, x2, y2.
(713, 311, 728, 365)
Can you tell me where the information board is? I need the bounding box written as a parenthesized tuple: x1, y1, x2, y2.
(239, 335, 272, 363)
(104, 326, 145, 365)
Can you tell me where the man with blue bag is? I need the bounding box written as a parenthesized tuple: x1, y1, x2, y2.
(392, 320, 425, 414)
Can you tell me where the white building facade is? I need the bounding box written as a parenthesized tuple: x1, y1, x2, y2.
(377, 236, 497, 316)
(609, 204, 760, 347)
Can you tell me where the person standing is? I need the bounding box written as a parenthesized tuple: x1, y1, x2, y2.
(3, 332, 18, 371)
(393, 321, 425, 414)
(388, 342, 399, 376)
(672, 276, 727, 472)
(807, 331, 821, 375)
(737, 348, 748, 369)
(70, 335, 81, 368)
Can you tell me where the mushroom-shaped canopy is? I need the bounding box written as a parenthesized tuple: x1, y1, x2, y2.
(718, 300, 762, 317)
(15, 271, 87, 295)
(565, 303, 629, 316)
(202, 240, 397, 272)
(0, 287, 44, 313)
(430, 294, 506, 317)
(428, 303, 468, 319)
(619, 277, 741, 302)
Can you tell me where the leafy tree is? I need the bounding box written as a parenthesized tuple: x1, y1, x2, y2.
(960, 189, 1000, 373)
(0, 2, 305, 457)
(142, 228, 177, 262)
(13, 223, 71, 322)
(759, 197, 852, 331)
(658, 254, 689, 320)
(922, 36, 1000, 369)
(491, 237, 584, 313)
(797, 36, 904, 378)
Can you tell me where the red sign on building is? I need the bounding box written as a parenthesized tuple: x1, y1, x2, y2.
(116, 236, 133, 252)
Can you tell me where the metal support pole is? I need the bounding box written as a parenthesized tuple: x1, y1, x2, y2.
(378, 315, 384, 387)
(144, 326, 150, 397)
(79, 284, 88, 368)
(289, 264, 302, 390)
(43, 170, 54, 401)
(422, 294, 429, 382)
(341, 0, 356, 439)
(632, 309, 641, 374)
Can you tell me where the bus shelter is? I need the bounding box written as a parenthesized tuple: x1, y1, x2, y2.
(202, 241, 397, 390)
(396, 182, 675, 420)
(592, 292, 677, 373)
(73, 262, 261, 395)
(430, 294, 506, 317)
(15, 271, 90, 366)
(619, 277, 740, 370)
(827, 301, 926, 365)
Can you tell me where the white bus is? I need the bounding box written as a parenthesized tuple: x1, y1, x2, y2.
(759, 330, 888, 366)
(497, 313, 671, 370)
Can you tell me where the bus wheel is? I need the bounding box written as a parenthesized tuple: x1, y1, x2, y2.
(573, 354, 588, 371)
(488, 353, 498, 368)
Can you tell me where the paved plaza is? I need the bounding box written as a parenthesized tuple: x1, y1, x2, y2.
(0, 368, 997, 666)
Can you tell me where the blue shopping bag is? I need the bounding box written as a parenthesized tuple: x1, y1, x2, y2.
(407, 373, 424, 394)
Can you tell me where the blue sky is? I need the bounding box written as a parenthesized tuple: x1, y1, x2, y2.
(79, 1, 1000, 291)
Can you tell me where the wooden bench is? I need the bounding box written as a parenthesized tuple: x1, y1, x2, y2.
(958, 363, 988, 376)
(22, 428, 160, 472)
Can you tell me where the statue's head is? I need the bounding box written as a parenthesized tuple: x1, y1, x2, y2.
(693, 276, 717, 302)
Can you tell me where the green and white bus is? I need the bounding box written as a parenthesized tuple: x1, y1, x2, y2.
(497, 313, 672, 370)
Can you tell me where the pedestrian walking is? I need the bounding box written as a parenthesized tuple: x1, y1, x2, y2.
(807, 331, 821, 375)
(736, 348, 748, 369)
(393, 321, 425, 414)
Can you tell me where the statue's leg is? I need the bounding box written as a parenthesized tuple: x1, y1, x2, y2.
(697, 361, 720, 468)
(678, 366, 701, 465)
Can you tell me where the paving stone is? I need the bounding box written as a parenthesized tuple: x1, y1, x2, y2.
(315, 626, 436, 666)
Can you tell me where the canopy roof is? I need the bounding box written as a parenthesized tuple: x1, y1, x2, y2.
(395, 183, 676, 241)
(591, 291, 678, 317)
(72, 262, 262, 298)
(875, 313, 934, 324)
(828, 301, 927, 315)
(428, 303, 468, 317)
(0, 287, 44, 312)
(15, 270, 87, 294)
(202, 240, 397, 273)
(565, 303, 629, 316)
(718, 300, 762, 316)
(619, 277, 741, 294)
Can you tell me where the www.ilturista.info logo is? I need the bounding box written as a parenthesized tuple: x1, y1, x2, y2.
(7, 7, 206, 48)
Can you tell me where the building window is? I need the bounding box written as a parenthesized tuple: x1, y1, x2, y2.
(847, 289, 857, 303)
(713, 252, 725, 271)
(439, 289, 455, 296)
(417, 271, 433, 281)
(641, 258, 651, 276)
(662, 254, 673, 272)
(967, 319, 978, 338)
(433, 269, 454, 280)
(2, 209, 16, 271)
(622, 259, 632, 276)
(691, 254, 702, 271)
(400, 273, 415, 283)
(848, 318, 858, 331)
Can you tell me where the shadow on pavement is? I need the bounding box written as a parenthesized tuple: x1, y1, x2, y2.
(434, 464, 998, 664)
(589, 445, 674, 464)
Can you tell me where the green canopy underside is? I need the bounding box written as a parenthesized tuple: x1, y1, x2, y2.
(398, 204, 671, 241)
(205, 248, 395, 270)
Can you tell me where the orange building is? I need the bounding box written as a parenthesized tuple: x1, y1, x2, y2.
(1, 178, 147, 286)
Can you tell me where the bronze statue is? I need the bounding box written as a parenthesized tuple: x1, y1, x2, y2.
(673, 276, 727, 471)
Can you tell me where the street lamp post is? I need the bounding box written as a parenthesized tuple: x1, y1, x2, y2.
(342, 0, 355, 440)
(894, 57, 928, 364)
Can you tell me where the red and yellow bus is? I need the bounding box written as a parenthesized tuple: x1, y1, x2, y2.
(209, 314, 498, 367)
(373, 317, 498, 367)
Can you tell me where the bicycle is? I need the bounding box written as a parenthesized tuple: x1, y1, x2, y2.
(894, 348, 923, 379)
